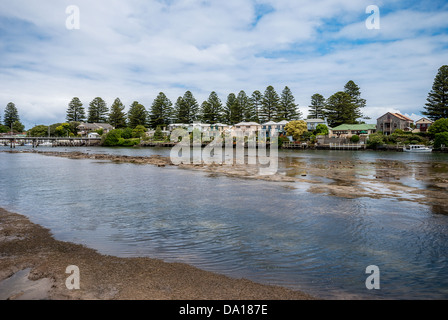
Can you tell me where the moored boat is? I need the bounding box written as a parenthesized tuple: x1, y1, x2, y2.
(403, 144, 432, 152)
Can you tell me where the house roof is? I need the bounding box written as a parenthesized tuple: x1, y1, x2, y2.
(262, 121, 278, 125)
(331, 124, 377, 131)
(306, 118, 325, 123)
(234, 122, 260, 126)
(415, 117, 433, 124)
(192, 123, 210, 127)
(77, 123, 114, 130)
(393, 113, 413, 121)
(377, 112, 413, 122)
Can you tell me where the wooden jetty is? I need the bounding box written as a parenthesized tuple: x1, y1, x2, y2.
(0, 136, 102, 148)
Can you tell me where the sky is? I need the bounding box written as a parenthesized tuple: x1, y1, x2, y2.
(1, 0, 447, 129)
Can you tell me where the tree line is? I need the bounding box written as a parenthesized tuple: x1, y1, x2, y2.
(65, 82, 372, 130)
(3, 64, 447, 134)
(65, 85, 302, 130)
(64, 64, 448, 130)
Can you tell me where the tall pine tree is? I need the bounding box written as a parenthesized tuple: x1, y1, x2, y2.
(236, 90, 256, 122)
(87, 97, 109, 123)
(277, 86, 300, 121)
(259, 86, 279, 123)
(149, 92, 173, 128)
(307, 93, 326, 119)
(249, 90, 263, 123)
(174, 91, 199, 123)
(199, 101, 212, 124)
(108, 98, 127, 128)
(200, 91, 223, 124)
(174, 96, 188, 123)
(223, 93, 243, 125)
(324, 91, 358, 127)
(344, 80, 365, 121)
(423, 65, 448, 120)
(128, 101, 147, 128)
(66, 97, 86, 122)
(3, 102, 19, 128)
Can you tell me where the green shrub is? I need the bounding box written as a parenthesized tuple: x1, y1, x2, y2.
(153, 126, 164, 141)
(350, 135, 360, 143)
(367, 133, 384, 148)
(121, 127, 133, 139)
(428, 118, 448, 136)
(301, 131, 313, 141)
(118, 138, 140, 146)
(103, 129, 122, 146)
(314, 124, 329, 136)
(434, 132, 448, 149)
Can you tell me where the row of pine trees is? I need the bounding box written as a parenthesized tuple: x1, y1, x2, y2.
(66, 86, 302, 129)
(4, 65, 447, 133)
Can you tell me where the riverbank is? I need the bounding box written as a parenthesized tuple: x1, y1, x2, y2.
(0, 208, 315, 300)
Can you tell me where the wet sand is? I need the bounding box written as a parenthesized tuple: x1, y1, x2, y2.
(0, 208, 314, 300)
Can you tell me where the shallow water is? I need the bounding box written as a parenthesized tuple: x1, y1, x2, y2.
(0, 147, 447, 299)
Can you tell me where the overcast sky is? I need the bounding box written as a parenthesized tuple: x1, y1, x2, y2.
(1, 0, 447, 129)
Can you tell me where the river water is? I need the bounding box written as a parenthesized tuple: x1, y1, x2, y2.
(0, 146, 447, 299)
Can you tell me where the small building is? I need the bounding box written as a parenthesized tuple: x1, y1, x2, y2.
(413, 118, 433, 133)
(88, 132, 100, 138)
(377, 112, 414, 135)
(146, 128, 170, 138)
(233, 122, 261, 134)
(190, 122, 211, 133)
(210, 123, 230, 134)
(276, 120, 289, 136)
(329, 124, 377, 138)
(261, 120, 289, 137)
(306, 119, 327, 131)
(77, 123, 114, 136)
(167, 123, 189, 132)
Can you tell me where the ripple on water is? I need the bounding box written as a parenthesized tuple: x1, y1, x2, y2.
(1, 150, 448, 299)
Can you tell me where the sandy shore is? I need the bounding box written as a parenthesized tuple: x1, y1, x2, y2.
(0, 208, 314, 300)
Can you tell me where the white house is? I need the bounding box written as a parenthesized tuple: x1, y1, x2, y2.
(233, 122, 261, 134)
(88, 132, 100, 138)
(305, 119, 327, 131)
(261, 120, 289, 137)
(77, 123, 114, 136)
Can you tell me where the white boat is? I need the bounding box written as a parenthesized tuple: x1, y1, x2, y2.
(39, 142, 53, 147)
(403, 144, 432, 152)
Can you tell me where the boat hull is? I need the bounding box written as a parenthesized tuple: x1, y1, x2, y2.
(403, 149, 432, 152)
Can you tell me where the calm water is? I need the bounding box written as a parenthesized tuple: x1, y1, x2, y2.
(1, 146, 448, 299)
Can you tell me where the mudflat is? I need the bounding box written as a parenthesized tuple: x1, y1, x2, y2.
(0, 208, 314, 300)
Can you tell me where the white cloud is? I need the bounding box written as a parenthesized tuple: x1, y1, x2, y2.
(0, 0, 446, 128)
